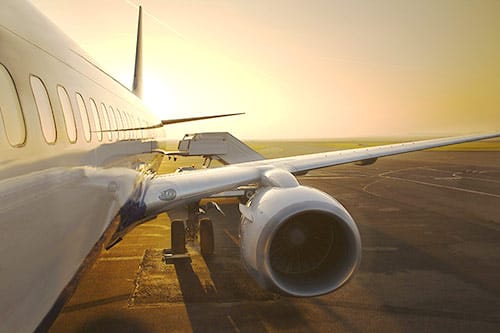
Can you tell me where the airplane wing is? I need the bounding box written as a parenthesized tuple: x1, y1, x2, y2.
(141, 132, 499, 216)
(245, 132, 500, 174)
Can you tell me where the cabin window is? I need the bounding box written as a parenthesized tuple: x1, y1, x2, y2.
(136, 116, 143, 138)
(141, 119, 147, 138)
(134, 116, 140, 138)
(89, 98, 102, 142)
(0, 64, 26, 147)
(107, 105, 117, 140)
(131, 114, 138, 139)
(115, 108, 125, 139)
(120, 110, 128, 140)
(115, 109, 123, 129)
(100, 103, 112, 141)
(30, 75, 56, 144)
(75, 93, 91, 142)
(122, 112, 129, 139)
(122, 111, 129, 128)
(57, 86, 77, 143)
(147, 120, 151, 137)
(125, 113, 134, 139)
(144, 120, 149, 138)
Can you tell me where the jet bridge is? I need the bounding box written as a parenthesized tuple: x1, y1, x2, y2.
(167, 132, 264, 166)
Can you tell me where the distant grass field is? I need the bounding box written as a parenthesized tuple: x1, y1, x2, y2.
(158, 137, 500, 173)
(248, 138, 500, 158)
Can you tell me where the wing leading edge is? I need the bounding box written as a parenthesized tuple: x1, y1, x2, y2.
(139, 132, 499, 216)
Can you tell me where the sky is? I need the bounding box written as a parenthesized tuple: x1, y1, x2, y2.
(30, 0, 500, 140)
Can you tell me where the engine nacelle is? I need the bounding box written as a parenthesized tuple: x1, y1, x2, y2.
(239, 185, 361, 297)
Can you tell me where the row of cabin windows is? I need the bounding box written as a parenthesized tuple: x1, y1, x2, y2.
(0, 63, 155, 147)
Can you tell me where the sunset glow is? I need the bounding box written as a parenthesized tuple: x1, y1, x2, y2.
(31, 0, 500, 139)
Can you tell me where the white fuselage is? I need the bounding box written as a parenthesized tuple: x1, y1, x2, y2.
(0, 1, 164, 331)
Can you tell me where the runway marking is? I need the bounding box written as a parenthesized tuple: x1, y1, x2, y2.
(98, 256, 144, 262)
(139, 224, 170, 229)
(421, 167, 500, 184)
(362, 179, 385, 197)
(363, 246, 398, 252)
(458, 176, 500, 184)
(363, 166, 500, 199)
(227, 315, 241, 333)
(378, 207, 400, 212)
(379, 167, 427, 177)
(382, 175, 500, 198)
(224, 229, 240, 246)
(300, 176, 357, 180)
(323, 300, 500, 324)
(361, 167, 424, 196)
(142, 233, 164, 237)
(434, 176, 462, 180)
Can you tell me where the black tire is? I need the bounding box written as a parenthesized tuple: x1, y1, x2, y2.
(199, 218, 214, 257)
(171, 219, 186, 254)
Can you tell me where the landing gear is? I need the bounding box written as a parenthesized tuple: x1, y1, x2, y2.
(185, 203, 200, 242)
(171, 219, 186, 254)
(199, 218, 214, 257)
(168, 203, 216, 259)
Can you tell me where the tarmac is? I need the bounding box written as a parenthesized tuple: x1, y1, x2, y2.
(49, 151, 500, 332)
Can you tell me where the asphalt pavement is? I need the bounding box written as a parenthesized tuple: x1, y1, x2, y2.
(49, 151, 500, 332)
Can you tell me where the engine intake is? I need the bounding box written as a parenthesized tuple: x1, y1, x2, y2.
(240, 185, 361, 297)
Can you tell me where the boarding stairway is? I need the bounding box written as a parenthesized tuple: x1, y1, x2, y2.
(163, 132, 264, 165)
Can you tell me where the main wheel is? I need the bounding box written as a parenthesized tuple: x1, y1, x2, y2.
(171, 219, 186, 254)
(199, 218, 214, 257)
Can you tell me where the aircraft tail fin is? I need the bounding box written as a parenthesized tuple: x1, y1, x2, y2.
(132, 6, 143, 98)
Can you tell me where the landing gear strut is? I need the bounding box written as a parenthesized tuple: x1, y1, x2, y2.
(185, 203, 200, 242)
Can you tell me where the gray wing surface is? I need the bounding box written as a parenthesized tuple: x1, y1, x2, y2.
(145, 132, 499, 214)
(248, 132, 500, 174)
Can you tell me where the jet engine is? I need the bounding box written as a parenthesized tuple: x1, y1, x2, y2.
(239, 185, 361, 297)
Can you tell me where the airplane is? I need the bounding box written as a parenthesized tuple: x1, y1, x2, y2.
(0, 1, 498, 332)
